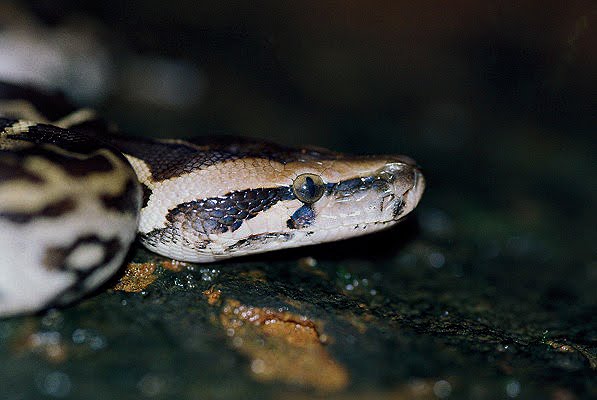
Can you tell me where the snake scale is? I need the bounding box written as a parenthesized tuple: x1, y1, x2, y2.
(0, 81, 425, 317)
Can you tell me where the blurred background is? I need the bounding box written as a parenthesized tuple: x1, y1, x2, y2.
(0, 1, 595, 399)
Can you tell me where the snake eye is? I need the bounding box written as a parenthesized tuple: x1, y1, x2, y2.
(292, 173, 325, 204)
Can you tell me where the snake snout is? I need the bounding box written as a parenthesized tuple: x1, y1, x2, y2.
(376, 161, 425, 220)
(400, 166, 425, 218)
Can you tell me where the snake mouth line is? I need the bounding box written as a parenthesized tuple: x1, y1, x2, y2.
(223, 214, 409, 254)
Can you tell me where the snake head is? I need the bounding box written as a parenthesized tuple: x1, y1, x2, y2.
(132, 137, 425, 262)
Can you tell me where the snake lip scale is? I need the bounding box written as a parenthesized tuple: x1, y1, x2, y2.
(0, 82, 425, 317)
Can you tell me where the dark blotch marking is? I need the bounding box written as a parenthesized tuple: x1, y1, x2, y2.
(326, 175, 391, 203)
(43, 235, 121, 272)
(49, 152, 115, 177)
(334, 177, 363, 192)
(11, 134, 117, 177)
(0, 118, 18, 131)
(332, 176, 378, 195)
(101, 177, 141, 214)
(0, 197, 76, 224)
(0, 151, 45, 184)
(0, 82, 79, 121)
(286, 205, 315, 229)
(98, 138, 203, 182)
(141, 183, 153, 208)
(164, 186, 295, 235)
(42, 234, 123, 307)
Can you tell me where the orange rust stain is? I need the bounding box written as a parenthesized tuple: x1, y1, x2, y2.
(202, 286, 222, 305)
(237, 270, 267, 282)
(217, 299, 349, 392)
(545, 340, 575, 353)
(161, 259, 188, 272)
(112, 262, 157, 292)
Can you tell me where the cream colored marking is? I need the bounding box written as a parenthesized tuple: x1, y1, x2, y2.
(0, 100, 97, 128)
(54, 108, 97, 128)
(64, 242, 105, 270)
(0, 100, 48, 122)
(123, 154, 153, 185)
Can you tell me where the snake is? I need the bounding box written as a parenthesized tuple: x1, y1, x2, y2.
(0, 81, 425, 317)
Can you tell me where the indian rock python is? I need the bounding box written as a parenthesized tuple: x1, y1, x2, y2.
(0, 81, 425, 317)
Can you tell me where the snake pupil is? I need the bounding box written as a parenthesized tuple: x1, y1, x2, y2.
(292, 173, 325, 204)
(305, 177, 316, 197)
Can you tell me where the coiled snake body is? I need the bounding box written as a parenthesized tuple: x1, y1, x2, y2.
(0, 82, 425, 316)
